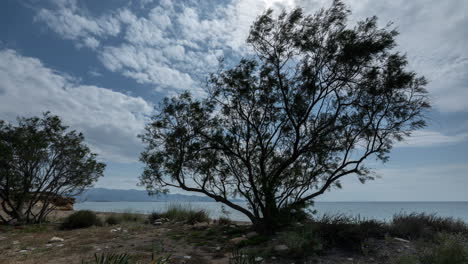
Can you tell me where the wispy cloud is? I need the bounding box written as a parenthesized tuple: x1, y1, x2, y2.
(397, 130, 468, 148)
(0, 49, 153, 163)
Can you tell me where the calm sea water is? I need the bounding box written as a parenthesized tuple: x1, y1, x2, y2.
(75, 201, 468, 222)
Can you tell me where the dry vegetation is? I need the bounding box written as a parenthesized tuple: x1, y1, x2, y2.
(0, 209, 467, 264)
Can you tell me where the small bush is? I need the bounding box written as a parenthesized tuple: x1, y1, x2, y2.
(419, 233, 468, 264)
(229, 248, 256, 264)
(62, 210, 102, 229)
(281, 225, 323, 258)
(391, 213, 467, 240)
(218, 216, 232, 225)
(119, 211, 143, 222)
(105, 215, 121, 226)
(147, 212, 162, 224)
(159, 203, 209, 224)
(312, 214, 387, 252)
(82, 252, 130, 264)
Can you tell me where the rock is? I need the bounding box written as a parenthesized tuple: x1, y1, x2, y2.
(56, 244, 64, 247)
(19, 250, 28, 253)
(0, 236, 6, 241)
(183, 256, 191, 259)
(229, 237, 248, 245)
(347, 258, 353, 261)
(255, 256, 263, 262)
(48, 237, 64, 243)
(274, 244, 289, 252)
(111, 227, 122, 232)
(245, 232, 258, 238)
(12, 240, 19, 245)
(153, 220, 162, 226)
(394, 237, 410, 243)
(215, 246, 221, 251)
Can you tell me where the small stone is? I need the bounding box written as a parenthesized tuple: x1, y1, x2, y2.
(153, 221, 162, 226)
(271, 256, 276, 260)
(255, 257, 263, 262)
(183, 256, 191, 259)
(13, 240, 19, 245)
(229, 237, 248, 245)
(46, 244, 53, 247)
(215, 246, 221, 251)
(245, 232, 258, 238)
(347, 258, 353, 261)
(48, 237, 64, 243)
(274, 244, 289, 252)
(19, 250, 28, 253)
(56, 244, 64, 247)
(394, 237, 410, 243)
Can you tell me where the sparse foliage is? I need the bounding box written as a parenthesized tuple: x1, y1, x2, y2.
(140, 1, 430, 233)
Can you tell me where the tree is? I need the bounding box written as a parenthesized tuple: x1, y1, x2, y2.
(139, 1, 430, 233)
(0, 113, 105, 224)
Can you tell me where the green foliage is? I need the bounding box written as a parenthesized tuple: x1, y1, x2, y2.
(281, 225, 323, 258)
(159, 203, 209, 224)
(105, 215, 121, 226)
(139, 0, 430, 233)
(229, 248, 256, 264)
(391, 213, 468, 240)
(62, 210, 102, 229)
(119, 211, 144, 223)
(0, 112, 105, 224)
(217, 216, 232, 225)
(82, 252, 130, 264)
(419, 233, 468, 264)
(312, 214, 387, 252)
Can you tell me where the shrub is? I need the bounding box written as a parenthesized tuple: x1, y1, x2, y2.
(391, 213, 468, 240)
(62, 210, 102, 229)
(229, 248, 256, 264)
(82, 252, 130, 264)
(159, 203, 209, 224)
(281, 225, 323, 258)
(119, 211, 143, 222)
(218, 216, 232, 226)
(312, 214, 387, 252)
(105, 215, 121, 226)
(148, 212, 162, 224)
(419, 233, 468, 264)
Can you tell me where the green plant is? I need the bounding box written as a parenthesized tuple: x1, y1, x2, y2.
(391, 213, 467, 240)
(281, 225, 323, 257)
(61, 210, 102, 229)
(159, 203, 209, 224)
(105, 215, 121, 225)
(119, 211, 144, 222)
(229, 248, 256, 264)
(82, 252, 130, 264)
(218, 216, 232, 225)
(419, 233, 468, 264)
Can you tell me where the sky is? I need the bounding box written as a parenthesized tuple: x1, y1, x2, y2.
(0, 0, 467, 201)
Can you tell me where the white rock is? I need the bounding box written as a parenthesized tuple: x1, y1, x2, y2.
(48, 237, 64, 243)
(394, 237, 410, 243)
(274, 244, 289, 252)
(215, 246, 221, 251)
(255, 257, 263, 262)
(56, 244, 64, 247)
(13, 240, 19, 245)
(183, 256, 191, 259)
(229, 237, 247, 245)
(245, 232, 258, 238)
(19, 250, 28, 253)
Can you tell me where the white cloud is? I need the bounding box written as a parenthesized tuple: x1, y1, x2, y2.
(397, 130, 468, 148)
(34, 0, 468, 113)
(0, 49, 153, 163)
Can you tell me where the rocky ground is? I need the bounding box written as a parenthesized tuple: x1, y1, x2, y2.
(0, 212, 425, 264)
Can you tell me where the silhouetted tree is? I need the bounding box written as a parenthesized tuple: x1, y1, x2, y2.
(0, 113, 105, 224)
(140, 1, 430, 233)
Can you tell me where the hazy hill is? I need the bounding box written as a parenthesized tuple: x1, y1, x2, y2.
(75, 188, 241, 202)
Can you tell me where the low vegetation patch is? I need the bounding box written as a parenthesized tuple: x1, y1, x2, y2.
(61, 210, 102, 229)
(390, 213, 468, 240)
(158, 203, 209, 224)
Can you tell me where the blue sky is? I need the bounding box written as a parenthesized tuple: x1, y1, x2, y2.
(1, 0, 467, 201)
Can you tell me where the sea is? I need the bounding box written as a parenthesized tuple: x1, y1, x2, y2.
(75, 201, 468, 223)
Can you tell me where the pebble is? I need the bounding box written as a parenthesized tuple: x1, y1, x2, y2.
(48, 237, 64, 243)
(274, 244, 289, 252)
(255, 256, 263, 262)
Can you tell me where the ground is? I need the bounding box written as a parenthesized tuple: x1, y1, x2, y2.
(0, 211, 428, 264)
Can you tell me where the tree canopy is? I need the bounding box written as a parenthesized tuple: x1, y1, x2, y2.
(0, 113, 105, 224)
(139, 1, 430, 233)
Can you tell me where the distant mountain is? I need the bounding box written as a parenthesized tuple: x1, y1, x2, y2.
(75, 188, 242, 202)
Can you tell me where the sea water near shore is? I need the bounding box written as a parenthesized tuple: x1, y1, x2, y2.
(75, 201, 468, 222)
